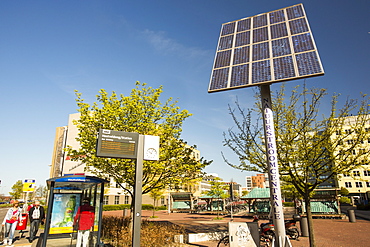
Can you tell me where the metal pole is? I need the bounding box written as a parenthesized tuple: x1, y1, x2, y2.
(42, 181, 55, 247)
(260, 85, 291, 247)
(132, 135, 144, 247)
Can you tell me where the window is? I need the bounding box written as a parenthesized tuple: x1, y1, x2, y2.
(366, 182, 370, 188)
(353, 171, 360, 177)
(345, 182, 352, 188)
(347, 139, 354, 145)
(124, 195, 129, 204)
(364, 170, 370, 176)
(355, 182, 363, 188)
(114, 195, 120, 204)
(161, 197, 165, 205)
(336, 130, 341, 135)
(352, 149, 356, 155)
(103, 196, 109, 205)
(343, 173, 350, 177)
(345, 129, 352, 134)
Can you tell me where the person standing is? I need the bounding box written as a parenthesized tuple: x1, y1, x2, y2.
(73, 197, 95, 247)
(28, 201, 45, 243)
(2, 200, 23, 246)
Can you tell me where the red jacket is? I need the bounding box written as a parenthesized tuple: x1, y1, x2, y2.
(73, 204, 95, 231)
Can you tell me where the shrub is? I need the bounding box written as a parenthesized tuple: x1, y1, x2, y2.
(339, 197, 351, 204)
(103, 204, 166, 211)
(101, 216, 185, 247)
(283, 202, 294, 207)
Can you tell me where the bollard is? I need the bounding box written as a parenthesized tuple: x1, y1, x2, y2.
(347, 209, 356, 223)
(300, 217, 309, 237)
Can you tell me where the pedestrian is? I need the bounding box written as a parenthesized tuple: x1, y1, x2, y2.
(73, 197, 95, 247)
(28, 200, 45, 243)
(1, 200, 23, 246)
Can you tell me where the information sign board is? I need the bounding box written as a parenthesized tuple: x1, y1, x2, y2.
(96, 129, 139, 159)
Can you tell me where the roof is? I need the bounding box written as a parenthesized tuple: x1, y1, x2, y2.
(242, 188, 270, 199)
(47, 175, 109, 190)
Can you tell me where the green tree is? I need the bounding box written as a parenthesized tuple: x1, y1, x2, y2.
(339, 187, 349, 196)
(34, 185, 48, 200)
(203, 177, 229, 218)
(67, 82, 211, 203)
(10, 180, 23, 200)
(149, 188, 164, 217)
(222, 84, 370, 247)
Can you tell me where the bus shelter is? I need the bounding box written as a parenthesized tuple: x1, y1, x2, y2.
(40, 175, 108, 247)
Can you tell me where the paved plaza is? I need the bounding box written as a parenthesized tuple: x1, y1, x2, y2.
(1, 208, 370, 246)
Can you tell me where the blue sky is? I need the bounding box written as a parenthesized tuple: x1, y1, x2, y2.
(0, 0, 369, 194)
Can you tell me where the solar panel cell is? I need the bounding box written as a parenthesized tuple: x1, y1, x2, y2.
(274, 56, 295, 80)
(218, 35, 234, 51)
(214, 50, 232, 68)
(222, 22, 236, 36)
(292, 33, 314, 53)
(210, 68, 229, 90)
(296, 51, 322, 76)
(231, 64, 249, 87)
(253, 42, 269, 61)
(253, 27, 269, 43)
(269, 10, 286, 24)
(237, 18, 251, 32)
(270, 23, 288, 39)
(234, 46, 250, 65)
(286, 5, 304, 20)
(252, 60, 271, 83)
(235, 31, 250, 47)
(253, 14, 267, 28)
(289, 18, 309, 35)
(272, 38, 291, 57)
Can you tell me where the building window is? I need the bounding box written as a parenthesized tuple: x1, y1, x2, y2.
(114, 195, 120, 204)
(364, 170, 370, 176)
(336, 130, 341, 135)
(366, 182, 370, 188)
(161, 197, 165, 205)
(355, 182, 363, 188)
(124, 195, 129, 204)
(353, 170, 360, 177)
(347, 139, 354, 145)
(343, 173, 350, 177)
(345, 182, 352, 188)
(103, 196, 109, 205)
(345, 129, 352, 134)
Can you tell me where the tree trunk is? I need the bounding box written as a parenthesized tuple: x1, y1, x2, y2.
(304, 193, 316, 247)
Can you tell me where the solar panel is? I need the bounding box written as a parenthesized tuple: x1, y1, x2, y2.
(208, 3, 324, 93)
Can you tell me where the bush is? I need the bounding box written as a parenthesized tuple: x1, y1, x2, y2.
(101, 216, 185, 247)
(339, 197, 351, 204)
(103, 204, 166, 211)
(283, 202, 294, 207)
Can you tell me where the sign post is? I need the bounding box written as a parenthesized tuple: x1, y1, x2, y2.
(96, 129, 159, 247)
(260, 85, 291, 246)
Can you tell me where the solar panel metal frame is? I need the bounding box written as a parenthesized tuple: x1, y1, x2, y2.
(208, 3, 324, 93)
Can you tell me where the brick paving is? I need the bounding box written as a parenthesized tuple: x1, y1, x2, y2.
(4, 209, 370, 246)
(117, 210, 370, 247)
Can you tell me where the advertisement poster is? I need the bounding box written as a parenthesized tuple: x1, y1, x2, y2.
(49, 194, 81, 234)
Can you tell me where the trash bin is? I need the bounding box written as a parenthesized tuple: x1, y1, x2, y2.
(299, 216, 309, 237)
(347, 209, 356, 223)
(16, 213, 28, 231)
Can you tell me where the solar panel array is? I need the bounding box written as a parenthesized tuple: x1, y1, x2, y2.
(208, 4, 324, 93)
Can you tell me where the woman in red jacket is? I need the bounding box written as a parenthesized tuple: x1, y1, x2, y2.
(73, 198, 95, 247)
